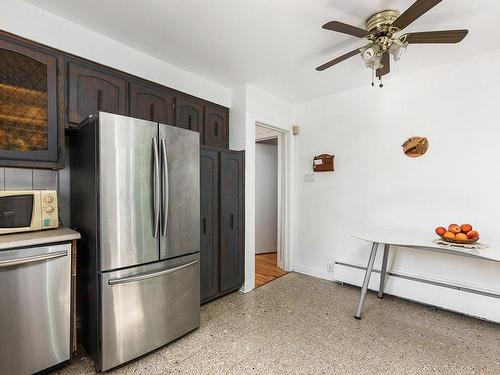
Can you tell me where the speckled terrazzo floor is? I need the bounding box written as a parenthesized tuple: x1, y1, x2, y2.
(54, 272, 500, 375)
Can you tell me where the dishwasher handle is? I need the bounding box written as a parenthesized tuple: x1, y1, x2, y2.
(0, 249, 68, 268)
(108, 260, 198, 286)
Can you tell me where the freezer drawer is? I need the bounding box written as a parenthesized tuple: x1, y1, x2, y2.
(99, 253, 200, 371)
(0, 243, 71, 375)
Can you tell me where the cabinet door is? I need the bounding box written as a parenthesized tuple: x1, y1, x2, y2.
(175, 97, 203, 133)
(200, 149, 219, 303)
(67, 62, 127, 124)
(219, 151, 245, 292)
(129, 82, 174, 125)
(0, 39, 58, 163)
(204, 106, 228, 148)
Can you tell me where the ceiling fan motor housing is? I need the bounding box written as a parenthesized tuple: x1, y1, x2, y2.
(365, 10, 400, 32)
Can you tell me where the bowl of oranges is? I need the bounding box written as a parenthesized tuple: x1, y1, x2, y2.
(435, 224, 479, 244)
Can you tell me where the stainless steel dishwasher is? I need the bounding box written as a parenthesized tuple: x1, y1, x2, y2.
(0, 243, 71, 375)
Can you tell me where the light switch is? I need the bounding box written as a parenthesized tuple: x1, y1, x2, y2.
(304, 174, 315, 183)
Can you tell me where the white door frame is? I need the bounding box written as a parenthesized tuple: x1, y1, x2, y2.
(255, 125, 284, 269)
(240, 113, 295, 293)
(254, 120, 294, 272)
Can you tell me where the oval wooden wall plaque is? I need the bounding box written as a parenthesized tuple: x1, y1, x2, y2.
(402, 137, 428, 158)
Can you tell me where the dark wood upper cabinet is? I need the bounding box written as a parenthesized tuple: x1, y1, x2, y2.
(0, 31, 231, 168)
(129, 82, 174, 125)
(200, 149, 220, 303)
(175, 97, 203, 133)
(0, 38, 60, 166)
(67, 62, 127, 124)
(204, 106, 228, 148)
(219, 151, 245, 293)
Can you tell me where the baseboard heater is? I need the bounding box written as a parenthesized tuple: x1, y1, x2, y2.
(334, 261, 500, 300)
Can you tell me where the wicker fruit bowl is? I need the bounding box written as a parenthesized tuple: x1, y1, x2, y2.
(438, 235, 479, 245)
(435, 223, 479, 244)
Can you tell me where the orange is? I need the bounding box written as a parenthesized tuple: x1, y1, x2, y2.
(456, 233, 467, 241)
(460, 224, 473, 233)
(443, 231, 456, 239)
(435, 227, 446, 236)
(467, 230, 479, 240)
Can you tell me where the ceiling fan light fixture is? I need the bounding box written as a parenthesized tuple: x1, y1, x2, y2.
(389, 40, 408, 62)
(364, 53, 383, 70)
(372, 55, 384, 70)
(360, 44, 380, 63)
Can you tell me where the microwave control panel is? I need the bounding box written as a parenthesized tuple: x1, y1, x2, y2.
(40, 190, 58, 229)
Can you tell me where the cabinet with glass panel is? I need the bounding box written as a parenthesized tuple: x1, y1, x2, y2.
(0, 36, 62, 169)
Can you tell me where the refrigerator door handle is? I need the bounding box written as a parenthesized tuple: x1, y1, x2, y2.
(161, 138, 169, 237)
(108, 260, 198, 286)
(153, 138, 160, 238)
(0, 249, 68, 268)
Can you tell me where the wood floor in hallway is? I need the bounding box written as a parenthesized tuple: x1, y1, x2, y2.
(255, 252, 287, 288)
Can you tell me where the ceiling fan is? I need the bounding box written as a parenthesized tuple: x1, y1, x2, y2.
(316, 0, 468, 87)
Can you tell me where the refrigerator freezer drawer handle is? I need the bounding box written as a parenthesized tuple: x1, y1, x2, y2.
(161, 138, 169, 237)
(0, 250, 68, 268)
(108, 260, 199, 286)
(153, 138, 160, 238)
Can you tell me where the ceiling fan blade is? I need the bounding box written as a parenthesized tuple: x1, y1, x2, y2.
(406, 29, 468, 44)
(316, 48, 361, 71)
(322, 21, 370, 38)
(376, 52, 390, 78)
(392, 0, 442, 30)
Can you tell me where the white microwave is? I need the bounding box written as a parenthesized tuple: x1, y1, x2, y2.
(0, 190, 58, 235)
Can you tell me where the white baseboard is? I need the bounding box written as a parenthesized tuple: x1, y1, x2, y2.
(293, 263, 334, 281)
(334, 262, 500, 323)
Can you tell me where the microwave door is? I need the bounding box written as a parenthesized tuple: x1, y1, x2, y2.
(98, 113, 160, 271)
(159, 124, 200, 260)
(0, 191, 42, 234)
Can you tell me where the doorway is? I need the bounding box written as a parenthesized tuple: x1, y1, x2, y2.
(254, 124, 287, 288)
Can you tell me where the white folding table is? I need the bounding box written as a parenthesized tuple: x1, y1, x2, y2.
(352, 229, 500, 319)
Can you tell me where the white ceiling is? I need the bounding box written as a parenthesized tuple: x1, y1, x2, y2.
(23, 0, 500, 104)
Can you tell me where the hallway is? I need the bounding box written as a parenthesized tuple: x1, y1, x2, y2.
(255, 252, 287, 288)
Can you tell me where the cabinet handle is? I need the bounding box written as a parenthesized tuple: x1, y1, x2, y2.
(188, 114, 192, 129)
(214, 122, 218, 137)
(97, 90, 103, 111)
(230, 214, 234, 229)
(203, 218, 207, 235)
(150, 104, 155, 121)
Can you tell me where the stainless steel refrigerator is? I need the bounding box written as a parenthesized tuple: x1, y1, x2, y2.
(70, 112, 200, 371)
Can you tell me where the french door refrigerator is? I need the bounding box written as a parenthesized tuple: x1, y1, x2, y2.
(70, 112, 200, 372)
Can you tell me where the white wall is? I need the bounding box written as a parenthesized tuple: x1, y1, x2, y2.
(2, 0, 230, 107)
(255, 143, 278, 254)
(293, 48, 500, 322)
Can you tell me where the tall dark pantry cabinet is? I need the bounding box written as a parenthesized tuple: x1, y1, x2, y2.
(200, 147, 245, 303)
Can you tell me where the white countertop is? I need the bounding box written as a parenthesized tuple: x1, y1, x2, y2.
(0, 227, 81, 250)
(352, 229, 500, 263)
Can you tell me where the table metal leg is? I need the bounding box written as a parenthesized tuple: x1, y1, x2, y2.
(354, 242, 379, 320)
(378, 244, 390, 299)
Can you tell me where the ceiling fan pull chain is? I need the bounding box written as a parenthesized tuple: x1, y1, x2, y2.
(379, 76, 384, 88)
(371, 65, 375, 87)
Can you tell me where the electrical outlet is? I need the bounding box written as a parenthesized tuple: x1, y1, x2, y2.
(304, 174, 315, 183)
(327, 262, 334, 273)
